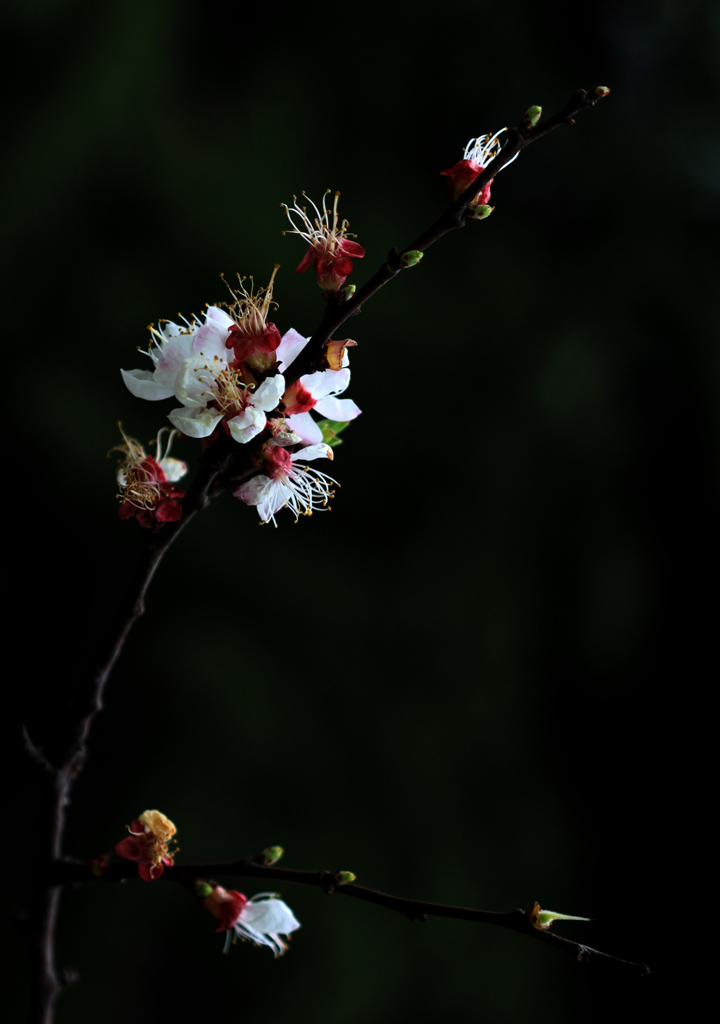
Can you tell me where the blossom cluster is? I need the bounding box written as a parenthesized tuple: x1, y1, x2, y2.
(118, 230, 361, 527)
(114, 810, 301, 955)
(115, 135, 511, 528)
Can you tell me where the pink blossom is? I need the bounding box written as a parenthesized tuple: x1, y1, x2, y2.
(440, 128, 516, 203)
(283, 191, 364, 294)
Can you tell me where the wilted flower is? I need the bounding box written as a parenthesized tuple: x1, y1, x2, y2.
(200, 883, 301, 956)
(283, 191, 364, 294)
(114, 809, 178, 881)
(440, 128, 517, 204)
(234, 443, 336, 526)
(112, 426, 186, 528)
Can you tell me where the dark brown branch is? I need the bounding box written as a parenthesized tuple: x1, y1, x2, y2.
(22, 435, 240, 1024)
(52, 853, 648, 976)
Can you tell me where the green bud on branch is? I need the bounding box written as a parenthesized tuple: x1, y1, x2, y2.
(528, 901, 591, 931)
(595, 86, 610, 97)
(333, 871, 357, 885)
(400, 250, 424, 268)
(195, 882, 213, 898)
(466, 204, 494, 222)
(259, 845, 284, 865)
(523, 105, 543, 128)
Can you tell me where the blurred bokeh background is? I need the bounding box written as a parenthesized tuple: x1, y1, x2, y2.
(8, 0, 713, 1020)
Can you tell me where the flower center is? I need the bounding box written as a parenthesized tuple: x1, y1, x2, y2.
(221, 266, 279, 338)
(282, 190, 354, 258)
(191, 362, 250, 417)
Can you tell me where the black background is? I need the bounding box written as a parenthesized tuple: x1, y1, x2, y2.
(7, 0, 712, 1020)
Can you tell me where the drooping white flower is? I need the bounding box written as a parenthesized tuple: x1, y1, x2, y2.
(234, 443, 336, 526)
(230, 893, 301, 956)
(201, 885, 301, 957)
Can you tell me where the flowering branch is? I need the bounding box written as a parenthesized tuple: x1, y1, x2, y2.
(52, 853, 648, 976)
(22, 84, 616, 1023)
(285, 86, 609, 383)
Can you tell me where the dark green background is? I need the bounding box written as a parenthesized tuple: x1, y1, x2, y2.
(8, 0, 712, 1020)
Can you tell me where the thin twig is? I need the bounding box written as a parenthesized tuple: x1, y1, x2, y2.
(284, 87, 609, 382)
(52, 854, 648, 976)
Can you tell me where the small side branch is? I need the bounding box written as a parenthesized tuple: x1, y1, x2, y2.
(285, 87, 608, 383)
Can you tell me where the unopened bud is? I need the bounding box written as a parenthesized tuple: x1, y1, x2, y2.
(400, 250, 424, 268)
(467, 204, 494, 221)
(259, 845, 284, 865)
(523, 105, 542, 128)
(333, 871, 357, 885)
(528, 901, 590, 931)
(595, 86, 610, 97)
(341, 284, 356, 300)
(195, 882, 213, 898)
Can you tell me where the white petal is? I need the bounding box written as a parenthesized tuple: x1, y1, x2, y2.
(234, 475, 270, 505)
(192, 323, 231, 361)
(252, 374, 285, 412)
(300, 367, 350, 401)
(173, 357, 221, 407)
(314, 396, 361, 422)
(276, 328, 309, 372)
(154, 332, 197, 373)
(204, 306, 234, 331)
(228, 407, 266, 444)
(290, 443, 332, 463)
(168, 405, 223, 438)
(285, 412, 323, 445)
(242, 898, 301, 936)
(235, 476, 289, 522)
(121, 368, 174, 401)
(158, 457, 187, 482)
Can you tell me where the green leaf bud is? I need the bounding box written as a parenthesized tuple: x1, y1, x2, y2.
(400, 250, 424, 268)
(595, 86, 610, 97)
(523, 105, 543, 128)
(195, 882, 213, 898)
(528, 901, 590, 930)
(259, 845, 284, 865)
(467, 204, 494, 221)
(333, 871, 357, 885)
